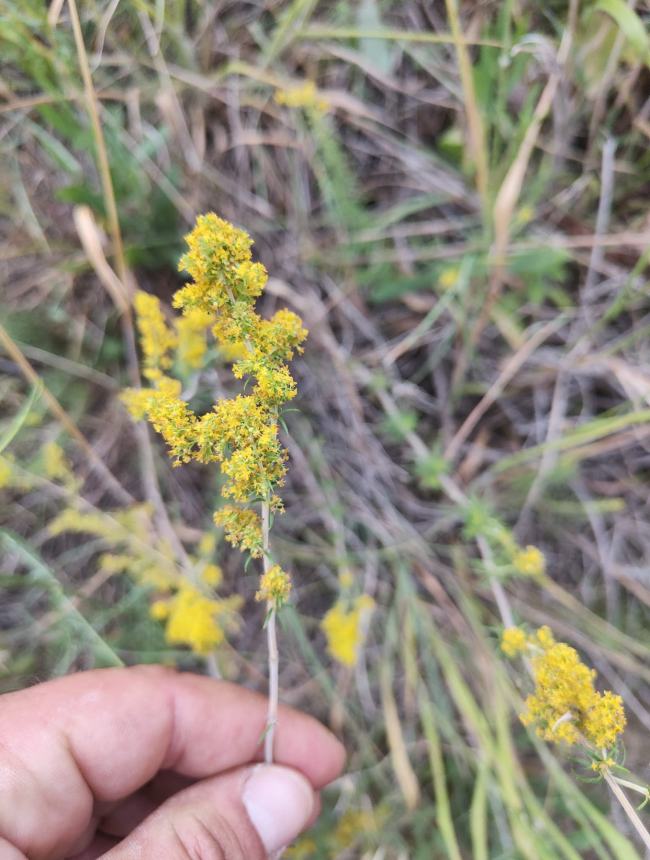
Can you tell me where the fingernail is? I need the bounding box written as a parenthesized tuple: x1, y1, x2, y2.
(243, 765, 314, 854)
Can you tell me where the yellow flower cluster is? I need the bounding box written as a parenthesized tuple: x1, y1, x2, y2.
(150, 583, 242, 655)
(214, 505, 263, 558)
(501, 625, 528, 658)
(123, 213, 307, 508)
(123, 213, 308, 626)
(502, 625, 626, 751)
(437, 266, 459, 290)
(0, 456, 12, 488)
(176, 307, 214, 371)
(321, 594, 374, 667)
(275, 80, 328, 112)
(42, 441, 72, 482)
(256, 564, 292, 606)
(122, 377, 197, 464)
(512, 544, 546, 576)
(49, 501, 240, 656)
(133, 290, 177, 380)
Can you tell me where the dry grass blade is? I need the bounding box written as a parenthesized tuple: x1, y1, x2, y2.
(381, 663, 420, 811)
(73, 205, 130, 314)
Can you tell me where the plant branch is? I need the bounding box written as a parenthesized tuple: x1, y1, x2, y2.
(262, 499, 279, 763)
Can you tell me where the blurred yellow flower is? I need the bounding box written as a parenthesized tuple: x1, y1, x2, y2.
(200, 563, 223, 587)
(42, 441, 72, 482)
(163, 585, 241, 655)
(512, 544, 545, 576)
(275, 80, 328, 112)
(133, 291, 177, 378)
(321, 595, 374, 667)
(501, 626, 528, 658)
(438, 266, 459, 290)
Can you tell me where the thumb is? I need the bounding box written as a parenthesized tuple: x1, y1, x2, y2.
(103, 764, 316, 859)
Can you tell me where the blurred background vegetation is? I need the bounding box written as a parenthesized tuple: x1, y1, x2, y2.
(2, 0, 650, 857)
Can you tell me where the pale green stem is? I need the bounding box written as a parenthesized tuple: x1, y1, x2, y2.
(603, 768, 650, 851)
(610, 776, 650, 800)
(262, 499, 279, 763)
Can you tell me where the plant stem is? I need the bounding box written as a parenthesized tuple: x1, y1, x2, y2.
(604, 768, 650, 851)
(261, 500, 279, 763)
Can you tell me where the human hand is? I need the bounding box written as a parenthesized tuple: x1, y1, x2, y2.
(0, 665, 345, 859)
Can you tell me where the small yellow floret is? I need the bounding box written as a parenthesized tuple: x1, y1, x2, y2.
(0, 456, 12, 488)
(42, 441, 72, 482)
(535, 625, 555, 650)
(321, 595, 374, 667)
(150, 599, 170, 620)
(214, 505, 263, 557)
(256, 564, 292, 606)
(275, 80, 328, 112)
(201, 563, 223, 587)
(501, 626, 528, 658)
(512, 545, 546, 576)
(438, 266, 459, 290)
(198, 532, 216, 556)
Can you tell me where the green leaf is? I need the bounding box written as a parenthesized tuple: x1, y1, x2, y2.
(593, 0, 650, 64)
(356, 0, 395, 75)
(0, 384, 40, 454)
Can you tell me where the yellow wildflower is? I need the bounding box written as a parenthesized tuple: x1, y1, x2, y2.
(218, 340, 249, 362)
(321, 595, 374, 667)
(201, 563, 223, 587)
(164, 585, 228, 655)
(516, 204, 534, 226)
(438, 266, 459, 290)
(248, 309, 308, 363)
(591, 756, 616, 773)
(339, 569, 354, 589)
(198, 531, 216, 557)
(175, 308, 214, 370)
(250, 363, 298, 405)
(535, 625, 555, 650)
(256, 564, 292, 606)
(150, 599, 170, 620)
(214, 505, 263, 557)
(174, 213, 262, 312)
(0, 456, 14, 488)
(123, 378, 197, 464)
(123, 213, 307, 673)
(42, 441, 72, 482)
(501, 626, 528, 658)
(585, 691, 627, 750)
(285, 837, 317, 859)
(333, 809, 381, 848)
(521, 633, 626, 751)
(275, 80, 328, 112)
(512, 545, 546, 577)
(133, 291, 177, 378)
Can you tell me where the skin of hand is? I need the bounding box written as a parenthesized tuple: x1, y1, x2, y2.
(0, 665, 346, 860)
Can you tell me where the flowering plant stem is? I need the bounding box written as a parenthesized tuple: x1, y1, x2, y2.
(262, 499, 279, 763)
(603, 768, 650, 850)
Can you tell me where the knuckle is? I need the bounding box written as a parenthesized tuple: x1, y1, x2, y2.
(170, 811, 254, 860)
